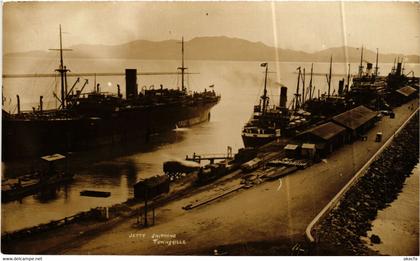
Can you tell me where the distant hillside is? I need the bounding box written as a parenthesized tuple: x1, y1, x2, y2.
(5, 36, 419, 63)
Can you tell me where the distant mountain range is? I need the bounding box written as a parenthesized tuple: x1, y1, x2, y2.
(5, 36, 419, 63)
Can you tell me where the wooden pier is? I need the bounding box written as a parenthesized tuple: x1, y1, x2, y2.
(185, 146, 233, 164)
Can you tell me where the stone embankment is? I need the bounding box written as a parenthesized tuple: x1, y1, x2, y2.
(314, 112, 419, 255)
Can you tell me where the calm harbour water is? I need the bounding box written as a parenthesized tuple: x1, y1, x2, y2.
(2, 57, 419, 232)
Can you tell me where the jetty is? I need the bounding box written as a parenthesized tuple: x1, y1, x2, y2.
(3, 96, 417, 255)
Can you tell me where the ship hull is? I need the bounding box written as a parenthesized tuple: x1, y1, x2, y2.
(2, 101, 218, 161)
(241, 133, 278, 148)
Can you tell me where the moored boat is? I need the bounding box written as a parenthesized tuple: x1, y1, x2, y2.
(2, 28, 221, 161)
(241, 63, 314, 148)
(1, 153, 74, 202)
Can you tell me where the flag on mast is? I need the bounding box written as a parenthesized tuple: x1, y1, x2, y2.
(261, 63, 268, 67)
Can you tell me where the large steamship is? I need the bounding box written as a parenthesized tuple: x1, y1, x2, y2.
(241, 63, 315, 148)
(2, 27, 220, 160)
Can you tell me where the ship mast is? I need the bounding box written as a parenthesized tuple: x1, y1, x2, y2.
(374, 48, 379, 77)
(261, 63, 269, 114)
(178, 37, 188, 92)
(309, 63, 313, 100)
(295, 67, 301, 110)
(50, 25, 71, 109)
(346, 63, 351, 93)
(392, 58, 396, 73)
(327, 56, 332, 97)
(57, 25, 69, 109)
(358, 46, 364, 78)
(301, 68, 306, 105)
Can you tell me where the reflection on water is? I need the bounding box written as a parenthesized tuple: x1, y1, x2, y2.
(2, 58, 420, 232)
(34, 186, 62, 203)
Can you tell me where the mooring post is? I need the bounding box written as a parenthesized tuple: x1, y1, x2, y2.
(144, 189, 148, 227)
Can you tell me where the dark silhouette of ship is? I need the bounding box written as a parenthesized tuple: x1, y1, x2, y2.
(347, 46, 418, 109)
(241, 61, 348, 148)
(2, 154, 74, 202)
(346, 47, 388, 109)
(242, 48, 418, 149)
(304, 57, 351, 117)
(2, 26, 221, 160)
(241, 63, 317, 148)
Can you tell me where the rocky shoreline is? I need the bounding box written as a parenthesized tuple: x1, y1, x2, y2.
(313, 112, 419, 255)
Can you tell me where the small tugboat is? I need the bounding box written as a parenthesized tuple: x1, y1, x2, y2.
(1, 153, 74, 202)
(241, 63, 313, 148)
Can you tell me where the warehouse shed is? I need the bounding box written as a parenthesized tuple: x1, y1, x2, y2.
(394, 86, 418, 105)
(297, 122, 347, 156)
(396, 86, 417, 98)
(301, 143, 316, 160)
(332, 105, 378, 139)
(284, 144, 299, 158)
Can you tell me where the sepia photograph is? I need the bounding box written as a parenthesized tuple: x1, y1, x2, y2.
(1, 0, 419, 258)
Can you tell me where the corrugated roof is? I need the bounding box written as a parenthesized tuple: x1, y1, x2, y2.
(305, 122, 347, 141)
(284, 144, 299, 150)
(396, 86, 417, 97)
(41, 153, 66, 162)
(332, 105, 377, 130)
(302, 143, 316, 149)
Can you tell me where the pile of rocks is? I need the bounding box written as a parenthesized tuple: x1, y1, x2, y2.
(315, 112, 419, 255)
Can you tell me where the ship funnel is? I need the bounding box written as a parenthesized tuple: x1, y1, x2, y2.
(117, 84, 122, 98)
(16, 95, 21, 114)
(338, 79, 344, 96)
(125, 69, 138, 99)
(39, 96, 43, 112)
(366, 63, 373, 76)
(396, 62, 402, 76)
(280, 86, 287, 108)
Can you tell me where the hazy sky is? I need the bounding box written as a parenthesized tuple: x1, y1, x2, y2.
(3, 1, 420, 55)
